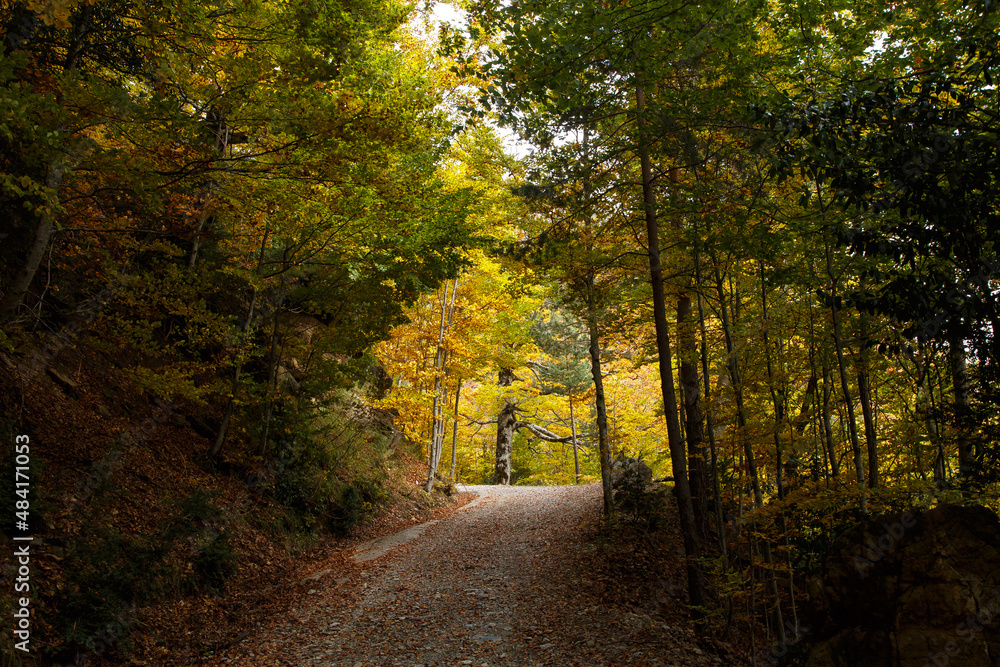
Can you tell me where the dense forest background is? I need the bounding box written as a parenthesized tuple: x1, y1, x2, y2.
(1, 0, 999, 663)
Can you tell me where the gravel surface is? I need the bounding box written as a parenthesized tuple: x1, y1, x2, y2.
(210, 484, 719, 667)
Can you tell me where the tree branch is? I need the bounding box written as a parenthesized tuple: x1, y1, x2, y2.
(515, 421, 575, 443)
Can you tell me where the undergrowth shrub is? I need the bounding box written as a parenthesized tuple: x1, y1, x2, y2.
(269, 399, 390, 533)
(196, 533, 238, 592)
(60, 525, 168, 656)
(173, 487, 221, 523)
(332, 485, 362, 534)
(355, 474, 389, 507)
(330, 475, 388, 534)
(57, 486, 238, 658)
(434, 480, 457, 496)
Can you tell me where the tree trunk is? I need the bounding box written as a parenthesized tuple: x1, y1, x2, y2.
(931, 368, 949, 484)
(494, 367, 518, 485)
(697, 281, 726, 557)
(577, 121, 611, 510)
(806, 295, 832, 480)
(187, 209, 213, 268)
(259, 289, 284, 455)
(0, 162, 65, 322)
(434, 385, 448, 469)
(759, 262, 786, 499)
(951, 336, 973, 478)
(806, 255, 841, 483)
(713, 263, 763, 506)
(917, 346, 945, 484)
(857, 313, 878, 488)
(820, 355, 840, 477)
(694, 218, 727, 560)
(569, 392, 580, 484)
(635, 81, 706, 614)
(713, 258, 784, 642)
(678, 293, 709, 540)
(587, 285, 613, 516)
(426, 280, 459, 492)
(792, 377, 818, 436)
(450, 379, 461, 482)
(425, 284, 451, 493)
(826, 243, 865, 490)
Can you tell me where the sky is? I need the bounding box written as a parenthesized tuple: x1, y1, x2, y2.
(430, 1, 466, 27)
(418, 1, 535, 159)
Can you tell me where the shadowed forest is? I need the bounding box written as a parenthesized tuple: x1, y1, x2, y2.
(2, 0, 1000, 664)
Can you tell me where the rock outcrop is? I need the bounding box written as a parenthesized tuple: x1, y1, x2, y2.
(610, 456, 653, 488)
(806, 503, 1000, 667)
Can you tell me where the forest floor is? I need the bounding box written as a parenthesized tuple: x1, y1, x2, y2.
(202, 484, 730, 667)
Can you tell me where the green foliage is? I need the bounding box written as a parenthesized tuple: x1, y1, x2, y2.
(172, 488, 221, 525)
(433, 480, 457, 496)
(779, 498, 872, 580)
(761, 0, 1000, 481)
(509, 430, 539, 485)
(334, 485, 363, 534)
(268, 401, 390, 533)
(530, 308, 593, 396)
(195, 533, 239, 592)
(97, 264, 241, 404)
(270, 450, 332, 531)
(60, 524, 167, 655)
(11, 0, 1000, 654)
(514, 472, 565, 486)
(355, 475, 390, 507)
(330, 476, 389, 534)
(57, 486, 237, 656)
(0, 0, 484, 472)
(270, 411, 354, 527)
(463, 443, 498, 484)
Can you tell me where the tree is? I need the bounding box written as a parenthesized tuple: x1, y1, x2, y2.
(763, 0, 1000, 481)
(471, 0, 770, 610)
(375, 246, 543, 486)
(530, 309, 593, 483)
(1, 0, 483, 469)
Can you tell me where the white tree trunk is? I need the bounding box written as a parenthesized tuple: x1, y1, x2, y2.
(494, 367, 517, 485)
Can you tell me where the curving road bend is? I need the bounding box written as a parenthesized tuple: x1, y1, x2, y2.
(212, 484, 718, 667)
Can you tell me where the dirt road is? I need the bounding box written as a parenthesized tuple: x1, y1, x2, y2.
(210, 484, 719, 667)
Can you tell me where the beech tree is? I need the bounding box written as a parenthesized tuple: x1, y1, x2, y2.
(470, 0, 768, 610)
(530, 309, 593, 483)
(763, 0, 1000, 481)
(1, 0, 481, 463)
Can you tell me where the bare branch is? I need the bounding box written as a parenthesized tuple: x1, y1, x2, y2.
(462, 414, 498, 426)
(515, 421, 575, 443)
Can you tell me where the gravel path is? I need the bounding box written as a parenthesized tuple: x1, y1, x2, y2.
(211, 484, 719, 667)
